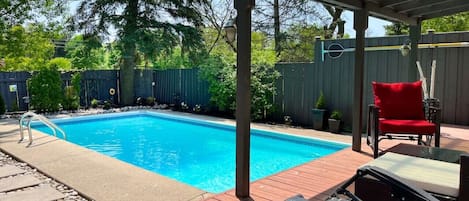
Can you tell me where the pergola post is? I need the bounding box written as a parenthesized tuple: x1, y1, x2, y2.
(408, 22, 421, 81)
(235, 0, 254, 198)
(352, 9, 368, 152)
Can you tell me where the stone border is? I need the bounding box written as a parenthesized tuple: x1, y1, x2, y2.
(0, 150, 89, 201)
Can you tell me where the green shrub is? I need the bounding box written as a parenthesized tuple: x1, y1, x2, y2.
(103, 101, 111, 110)
(63, 86, 79, 110)
(28, 67, 63, 112)
(146, 97, 156, 106)
(63, 73, 81, 111)
(91, 99, 99, 108)
(199, 56, 280, 120)
(11, 101, 19, 112)
(330, 110, 342, 120)
(71, 73, 81, 99)
(315, 91, 326, 109)
(0, 94, 5, 115)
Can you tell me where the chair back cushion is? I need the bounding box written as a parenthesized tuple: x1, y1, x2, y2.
(372, 81, 425, 120)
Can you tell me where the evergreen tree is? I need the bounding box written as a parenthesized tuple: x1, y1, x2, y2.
(72, 0, 206, 105)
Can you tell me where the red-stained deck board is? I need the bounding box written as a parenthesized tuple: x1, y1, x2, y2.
(206, 146, 371, 201)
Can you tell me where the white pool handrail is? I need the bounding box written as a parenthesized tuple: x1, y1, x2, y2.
(19, 112, 66, 145)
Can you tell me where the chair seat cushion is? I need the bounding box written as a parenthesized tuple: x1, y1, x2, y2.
(379, 119, 436, 135)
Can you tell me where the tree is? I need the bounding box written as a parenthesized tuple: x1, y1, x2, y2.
(48, 57, 72, 71)
(279, 24, 325, 62)
(384, 22, 409, 35)
(322, 5, 344, 39)
(197, 0, 234, 54)
(253, 0, 325, 56)
(0, 0, 67, 34)
(65, 35, 105, 70)
(107, 42, 122, 69)
(72, 0, 206, 105)
(0, 24, 57, 71)
(385, 12, 469, 35)
(422, 12, 469, 32)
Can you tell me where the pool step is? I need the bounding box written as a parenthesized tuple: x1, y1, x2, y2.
(0, 175, 41, 192)
(0, 165, 26, 178)
(0, 185, 65, 201)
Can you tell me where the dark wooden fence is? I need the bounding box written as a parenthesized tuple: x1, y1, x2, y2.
(153, 69, 210, 107)
(276, 31, 469, 128)
(0, 69, 210, 111)
(0, 72, 30, 111)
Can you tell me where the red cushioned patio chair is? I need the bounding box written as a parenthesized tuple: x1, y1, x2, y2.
(367, 81, 441, 158)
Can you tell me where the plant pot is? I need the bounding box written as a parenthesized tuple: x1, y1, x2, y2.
(312, 109, 327, 130)
(328, 119, 341, 134)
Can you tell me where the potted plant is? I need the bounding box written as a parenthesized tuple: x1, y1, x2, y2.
(328, 110, 342, 133)
(312, 91, 327, 130)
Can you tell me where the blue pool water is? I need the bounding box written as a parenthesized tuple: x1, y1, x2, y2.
(32, 111, 349, 193)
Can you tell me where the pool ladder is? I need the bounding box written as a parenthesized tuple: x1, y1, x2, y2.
(19, 112, 66, 145)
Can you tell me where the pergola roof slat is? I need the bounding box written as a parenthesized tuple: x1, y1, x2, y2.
(423, 5, 469, 19)
(396, 0, 452, 13)
(408, 1, 469, 18)
(380, 0, 413, 8)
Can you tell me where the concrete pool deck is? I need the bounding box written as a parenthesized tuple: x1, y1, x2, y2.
(0, 110, 353, 201)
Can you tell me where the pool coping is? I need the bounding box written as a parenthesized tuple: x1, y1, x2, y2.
(0, 109, 353, 201)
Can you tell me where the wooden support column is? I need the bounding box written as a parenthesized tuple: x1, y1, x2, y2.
(409, 21, 421, 81)
(352, 9, 368, 152)
(235, 0, 254, 198)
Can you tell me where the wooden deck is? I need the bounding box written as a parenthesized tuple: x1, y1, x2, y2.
(206, 125, 469, 201)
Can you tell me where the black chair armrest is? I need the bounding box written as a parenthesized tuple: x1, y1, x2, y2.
(459, 154, 469, 201)
(426, 106, 441, 124)
(367, 104, 381, 157)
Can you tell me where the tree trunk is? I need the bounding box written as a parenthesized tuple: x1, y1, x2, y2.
(120, 43, 136, 105)
(274, 0, 281, 56)
(324, 5, 343, 39)
(120, 0, 139, 105)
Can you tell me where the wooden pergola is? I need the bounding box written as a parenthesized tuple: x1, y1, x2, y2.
(234, 0, 469, 198)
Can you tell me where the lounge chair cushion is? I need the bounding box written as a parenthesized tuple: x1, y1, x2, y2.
(372, 81, 425, 120)
(363, 152, 460, 197)
(379, 119, 435, 135)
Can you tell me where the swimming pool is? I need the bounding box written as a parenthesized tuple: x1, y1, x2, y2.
(32, 111, 349, 193)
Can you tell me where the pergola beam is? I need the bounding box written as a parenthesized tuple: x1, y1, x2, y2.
(408, 22, 421, 81)
(352, 8, 368, 152)
(234, 0, 254, 198)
